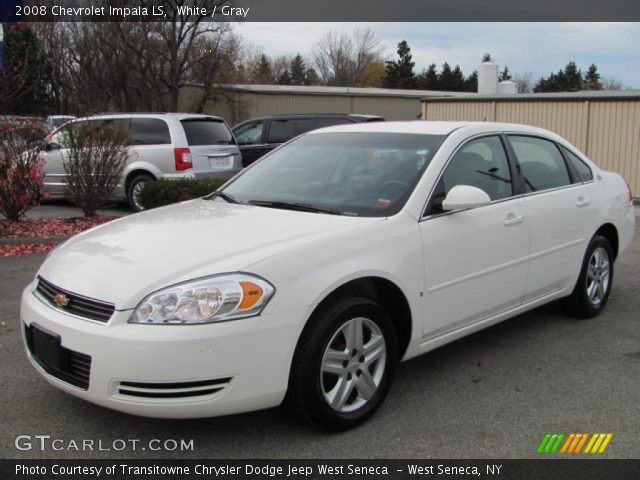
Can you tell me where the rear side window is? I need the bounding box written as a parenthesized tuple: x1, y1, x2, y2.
(181, 119, 234, 146)
(267, 118, 316, 143)
(509, 136, 571, 192)
(561, 146, 593, 182)
(129, 118, 171, 145)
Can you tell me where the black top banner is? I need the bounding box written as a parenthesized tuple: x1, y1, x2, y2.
(2, 0, 640, 22)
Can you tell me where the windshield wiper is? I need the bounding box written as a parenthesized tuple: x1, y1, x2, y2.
(248, 200, 342, 215)
(206, 191, 240, 204)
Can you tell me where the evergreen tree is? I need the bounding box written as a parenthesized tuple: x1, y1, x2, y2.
(584, 64, 602, 90)
(438, 62, 455, 91)
(277, 69, 291, 85)
(289, 54, 307, 85)
(304, 67, 320, 85)
(417, 63, 439, 90)
(451, 65, 466, 91)
(383, 40, 416, 89)
(464, 70, 478, 92)
(499, 66, 512, 81)
(252, 54, 273, 84)
(563, 61, 582, 91)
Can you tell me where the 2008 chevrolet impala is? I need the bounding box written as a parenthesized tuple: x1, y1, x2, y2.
(21, 121, 635, 430)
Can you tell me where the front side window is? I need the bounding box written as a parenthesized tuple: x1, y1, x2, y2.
(221, 132, 446, 217)
(561, 145, 593, 182)
(439, 135, 513, 202)
(509, 136, 571, 192)
(233, 121, 265, 145)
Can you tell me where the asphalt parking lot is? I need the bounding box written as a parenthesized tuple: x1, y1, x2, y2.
(1, 223, 638, 460)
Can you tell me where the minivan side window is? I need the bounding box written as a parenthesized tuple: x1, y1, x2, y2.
(234, 121, 265, 145)
(509, 136, 571, 192)
(129, 118, 171, 145)
(267, 118, 316, 144)
(560, 145, 594, 182)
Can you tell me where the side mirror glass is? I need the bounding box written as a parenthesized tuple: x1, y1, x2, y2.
(442, 185, 491, 211)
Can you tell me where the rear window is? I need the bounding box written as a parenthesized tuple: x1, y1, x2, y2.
(181, 119, 234, 146)
(129, 118, 171, 145)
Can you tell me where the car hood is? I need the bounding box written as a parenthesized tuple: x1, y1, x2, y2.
(38, 199, 382, 309)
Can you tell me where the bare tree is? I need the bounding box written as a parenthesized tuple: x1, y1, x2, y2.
(312, 28, 384, 86)
(601, 76, 625, 91)
(63, 121, 129, 217)
(513, 72, 534, 93)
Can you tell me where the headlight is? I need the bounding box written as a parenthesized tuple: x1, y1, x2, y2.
(129, 273, 275, 325)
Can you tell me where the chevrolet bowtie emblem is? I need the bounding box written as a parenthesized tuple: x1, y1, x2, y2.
(53, 293, 70, 307)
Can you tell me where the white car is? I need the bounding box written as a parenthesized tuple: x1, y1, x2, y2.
(21, 121, 635, 430)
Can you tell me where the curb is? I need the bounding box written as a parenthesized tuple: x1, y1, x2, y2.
(0, 236, 69, 246)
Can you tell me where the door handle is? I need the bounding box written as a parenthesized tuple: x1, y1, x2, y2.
(503, 213, 525, 226)
(576, 197, 592, 208)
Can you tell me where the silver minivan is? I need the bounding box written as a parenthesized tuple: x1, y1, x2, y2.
(42, 113, 242, 210)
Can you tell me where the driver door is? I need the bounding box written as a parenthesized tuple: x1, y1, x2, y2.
(418, 135, 529, 339)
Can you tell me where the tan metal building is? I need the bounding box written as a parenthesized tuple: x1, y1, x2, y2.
(180, 84, 473, 126)
(422, 90, 640, 195)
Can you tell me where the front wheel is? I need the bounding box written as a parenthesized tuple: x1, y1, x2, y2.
(564, 235, 614, 318)
(286, 296, 397, 431)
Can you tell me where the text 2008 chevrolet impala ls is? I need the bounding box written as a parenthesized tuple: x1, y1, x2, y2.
(21, 121, 635, 430)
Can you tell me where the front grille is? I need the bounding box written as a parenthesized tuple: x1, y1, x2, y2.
(24, 323, 92, 390)
(35, 276, 115, 323)
(117, 378, 233, 399)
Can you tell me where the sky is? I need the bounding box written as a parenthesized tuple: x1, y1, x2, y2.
(236, 22, 640, 88)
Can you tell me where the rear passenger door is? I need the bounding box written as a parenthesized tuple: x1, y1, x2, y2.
(128, 117, 171, 174)
(506, 135, 590, 302)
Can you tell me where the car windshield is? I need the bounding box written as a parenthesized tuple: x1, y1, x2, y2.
(219, 132, 446, 217)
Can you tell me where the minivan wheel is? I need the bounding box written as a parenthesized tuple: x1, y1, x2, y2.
(564, 235, 614, 318)
(286, 296, 397, 431)
(127, 174, 154, 212)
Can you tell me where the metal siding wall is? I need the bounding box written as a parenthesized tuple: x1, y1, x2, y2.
(423, 98, 640, 194)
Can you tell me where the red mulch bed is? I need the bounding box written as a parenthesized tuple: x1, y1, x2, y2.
(0, 216, 115, 238)
(0, 216, 117, 257)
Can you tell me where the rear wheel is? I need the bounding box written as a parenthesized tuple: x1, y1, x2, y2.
(127, 173, 154, 212)
(286, 296, 397, 431)
(564, 235, 614, 318)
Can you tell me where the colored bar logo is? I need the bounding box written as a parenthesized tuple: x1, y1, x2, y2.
(537, 433, 613, 454)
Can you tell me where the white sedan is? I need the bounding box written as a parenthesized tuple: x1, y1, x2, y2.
(21, 121, 635, 430)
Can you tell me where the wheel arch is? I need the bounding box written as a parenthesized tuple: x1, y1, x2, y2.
(301, 276, 412, 362)
(124, 169, 157, 193)
(594, 222, 619, 260)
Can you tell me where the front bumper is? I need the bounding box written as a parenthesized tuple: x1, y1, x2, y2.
(20, 283, 305, 418)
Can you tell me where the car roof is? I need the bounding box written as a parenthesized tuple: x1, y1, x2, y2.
(83, 113, 224, 122)
(234, 113, 383, 125)
(308, 120, 556, 137)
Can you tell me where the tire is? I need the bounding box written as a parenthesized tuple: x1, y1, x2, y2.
(285, 296, 398, 431)
(127, 174, 154, 212)
(564, 235, 614, 318)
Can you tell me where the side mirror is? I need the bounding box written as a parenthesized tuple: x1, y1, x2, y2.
(442, 185, 491, 211)
(45, 142, 61, 151)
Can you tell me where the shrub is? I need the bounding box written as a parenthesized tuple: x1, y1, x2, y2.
(0, 120, 48, 221)
(139, 178, 226, 210)
(63, 121, 128, 217)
